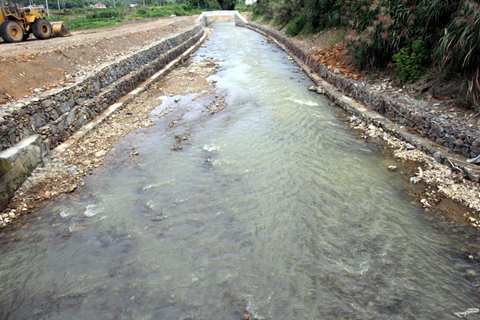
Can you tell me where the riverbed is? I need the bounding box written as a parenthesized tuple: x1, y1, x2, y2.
(0, 23, 479, 320)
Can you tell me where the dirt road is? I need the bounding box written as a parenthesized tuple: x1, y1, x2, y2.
(0, 16, 198, 104)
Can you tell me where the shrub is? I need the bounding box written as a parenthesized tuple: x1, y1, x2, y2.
(86, 10, 124, 20)
(137, 7, 147, 15)
(286, 16, 305, 36)
(436, 0, 480, 104)
(393, 38, 428, 83)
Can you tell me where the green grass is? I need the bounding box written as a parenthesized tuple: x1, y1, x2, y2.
(48, 5, 202, 31)
(235, 4, 253, 12)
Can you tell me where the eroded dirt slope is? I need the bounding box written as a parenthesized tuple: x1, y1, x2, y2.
(0, 16, 198, 104)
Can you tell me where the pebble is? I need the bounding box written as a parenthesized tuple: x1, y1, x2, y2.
(95, 150, 107, 158)
(388, 165, 397, 171)
(467, 269, 477, 276)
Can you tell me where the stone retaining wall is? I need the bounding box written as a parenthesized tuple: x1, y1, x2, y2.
(0, 25, 204, 152)
(246, 23, 480, 160)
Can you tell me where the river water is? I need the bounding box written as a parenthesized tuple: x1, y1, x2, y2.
(1, 23, 480, 320)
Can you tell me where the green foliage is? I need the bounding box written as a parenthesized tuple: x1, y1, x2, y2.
(86, 10, 125, 19)
(218, 0, 236, 10)
(187, 0, 221, 10)
(393, 38, 428, 83)
(137, 7, 148, 15)
(436, 0, 480, 104)
(285, 16, 305, 36)
(236, 4, 253, 12)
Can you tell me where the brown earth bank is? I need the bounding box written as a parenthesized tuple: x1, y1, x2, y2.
(0, 16, 198, 104)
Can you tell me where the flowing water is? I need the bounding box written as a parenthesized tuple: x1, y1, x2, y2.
(1, 23, 480, 320)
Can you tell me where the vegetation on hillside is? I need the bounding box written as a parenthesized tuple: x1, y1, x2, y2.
(253, 0, 480, 106)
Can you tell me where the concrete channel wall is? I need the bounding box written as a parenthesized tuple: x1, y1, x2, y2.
(0, 24, 205, 211)
(198, 11, 248, 27)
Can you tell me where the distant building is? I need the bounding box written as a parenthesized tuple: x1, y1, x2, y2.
(130, 2, 137, 7)
(245, 0, 256, 4)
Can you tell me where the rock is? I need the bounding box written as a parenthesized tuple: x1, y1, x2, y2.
(467, 154, 480, 164)
(334, 68, 340, 74)
(388, 165, 397, 171)
(95, 150, 107, 157)
(405, 143, 415, 150)
(308, 86, 316, 91)
(433, 151, 442, 163)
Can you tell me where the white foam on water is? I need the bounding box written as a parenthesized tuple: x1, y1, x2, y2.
(60, 209, 71, 218)
(285, 97, 319, 106)
(68, 222, 76, 233)
(146, 200, 155, 210)
(84, 204, 102, 218)
(203, 143, 220, 152)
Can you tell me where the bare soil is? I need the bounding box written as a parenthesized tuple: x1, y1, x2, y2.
(0, 16, 198, 104)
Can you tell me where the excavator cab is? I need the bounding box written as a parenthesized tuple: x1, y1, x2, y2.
(0, 0, 70, 43)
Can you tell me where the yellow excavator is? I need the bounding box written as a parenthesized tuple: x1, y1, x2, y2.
(0, 0, 70, 43)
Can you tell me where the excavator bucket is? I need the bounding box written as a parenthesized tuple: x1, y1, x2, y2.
(50, 21, 71, 37)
